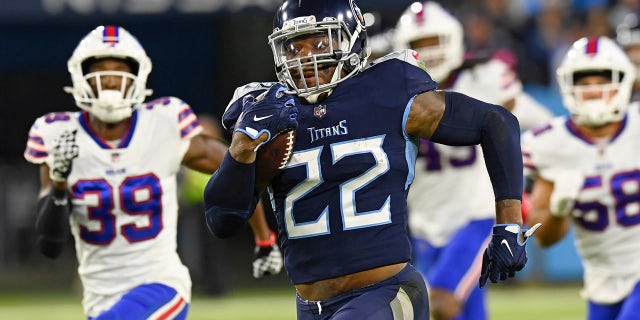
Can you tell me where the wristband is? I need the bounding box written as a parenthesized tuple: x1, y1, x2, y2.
(255, 230, 277, 247)
(52, 188, 69, 206)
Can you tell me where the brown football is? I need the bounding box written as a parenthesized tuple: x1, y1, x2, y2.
(255, 129, 296, 191)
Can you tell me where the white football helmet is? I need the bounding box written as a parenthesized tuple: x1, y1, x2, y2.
(616, 13, 640, 48)
(393, 1, 463, 82)
(65, 25, 152, 123)
(556, 36, 635, 126)
(616, 15, 640, 85)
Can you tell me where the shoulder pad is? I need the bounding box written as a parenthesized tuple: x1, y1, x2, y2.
(31, 112, 79, 136)
(365, 49, 428, 73)
(141, 96, 185, 111)
(222, 82, 276, 131)
(227, 82, 275, 106)
(521, 116, 569, 177)
(140, 96, 202, 140)
(25, 111, 79, 164)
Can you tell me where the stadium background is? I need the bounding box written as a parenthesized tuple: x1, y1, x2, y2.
(0, 0, 597, 304)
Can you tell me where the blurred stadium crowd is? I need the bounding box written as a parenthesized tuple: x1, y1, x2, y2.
(2, 0, 639, 294)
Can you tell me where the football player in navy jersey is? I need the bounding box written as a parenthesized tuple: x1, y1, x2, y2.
(204, 1, 537, 319)
(24, 25, 281, 319)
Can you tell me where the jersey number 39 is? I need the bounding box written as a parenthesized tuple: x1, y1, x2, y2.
(72, 173, 162, 245)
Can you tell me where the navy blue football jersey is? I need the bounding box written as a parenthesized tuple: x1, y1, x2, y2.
(230, 50, 437, 284)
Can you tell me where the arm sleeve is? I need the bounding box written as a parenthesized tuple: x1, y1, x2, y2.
(430, 91, 523, 201)
(35, 188, 70, 258)
(203, 152, 259, 238)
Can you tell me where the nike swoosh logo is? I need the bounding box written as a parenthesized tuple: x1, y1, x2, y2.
(253, 114, 273, 121)
(501, 239, 514, 257)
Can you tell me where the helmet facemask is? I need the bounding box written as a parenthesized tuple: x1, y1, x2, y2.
(269, 16, 367, 103)
(73, 60, 144, 123)
(562, 70, 627, 126)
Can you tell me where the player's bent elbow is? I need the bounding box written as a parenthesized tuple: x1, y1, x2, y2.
(485, 103, 520, 132)
(205, 206, 250, 238)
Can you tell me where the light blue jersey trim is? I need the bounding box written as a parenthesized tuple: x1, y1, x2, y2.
(403, 95, 419, 190)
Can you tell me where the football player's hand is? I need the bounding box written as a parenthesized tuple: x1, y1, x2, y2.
(234, 84, 298, 151)
(479, 223, 541, 288)
(252, 231, 283, 279)
(550, 170, 584, 217)
(50, 129, 79, 183)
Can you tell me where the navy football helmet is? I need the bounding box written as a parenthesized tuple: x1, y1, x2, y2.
(268, 0, 370, 103)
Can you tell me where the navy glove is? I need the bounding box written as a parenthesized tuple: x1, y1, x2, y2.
(479, 223, 541, 288)
(221, 83, 272, 132)
(234, 84, 298, 150)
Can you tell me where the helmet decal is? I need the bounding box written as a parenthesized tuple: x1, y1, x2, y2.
(585, 37, 599, 55)
(102, 25, 120, 46)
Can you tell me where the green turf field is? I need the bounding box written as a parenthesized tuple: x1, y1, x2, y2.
(0, 285, 585, 319)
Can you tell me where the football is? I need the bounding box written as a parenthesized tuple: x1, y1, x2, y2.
(255, 129, 296, 191)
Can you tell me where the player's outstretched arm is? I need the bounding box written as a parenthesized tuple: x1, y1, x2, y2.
(406, 90, 540, 287)
(407, 90, 523, 204)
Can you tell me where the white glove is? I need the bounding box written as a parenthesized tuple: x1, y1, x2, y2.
(252, 230, 283, 279)
(549, 170, 584, 217)
(50, 130, 79, 182)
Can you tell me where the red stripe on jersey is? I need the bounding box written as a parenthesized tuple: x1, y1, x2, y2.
(157, 297, 185, 320)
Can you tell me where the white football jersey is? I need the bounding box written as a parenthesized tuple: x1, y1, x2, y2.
(24, 96, 201, 316)
(522, 103, 640, 303)
(408, 143, 495, 246)
(511, 92, 554, 132)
